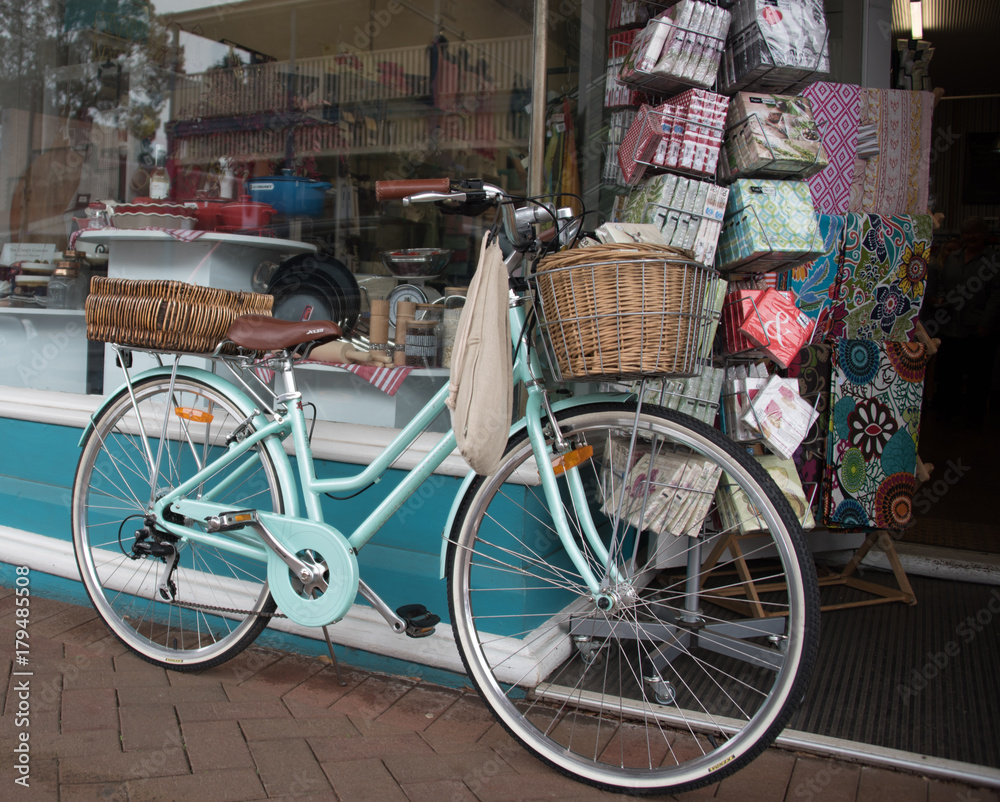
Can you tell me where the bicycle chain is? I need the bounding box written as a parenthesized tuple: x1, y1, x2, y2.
(170, 599, 287, 619)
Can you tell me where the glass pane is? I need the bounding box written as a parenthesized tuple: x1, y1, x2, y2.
(0, 1, 545, 404)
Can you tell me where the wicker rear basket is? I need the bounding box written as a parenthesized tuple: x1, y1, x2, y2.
(85, 277, 274, 354)
(530, 244, 719, 381)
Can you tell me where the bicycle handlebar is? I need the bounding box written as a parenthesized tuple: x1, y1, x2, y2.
(375, 178, 451, 202)
(374, 178, 575, 252)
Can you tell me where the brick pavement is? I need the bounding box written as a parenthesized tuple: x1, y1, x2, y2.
(0, 587, 996, 801)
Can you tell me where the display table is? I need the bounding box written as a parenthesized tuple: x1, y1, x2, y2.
(75, 229, 315, 289)
(0, 307, 91, 394)
(75, 229, 316, 390)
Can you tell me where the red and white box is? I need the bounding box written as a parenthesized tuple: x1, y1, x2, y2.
(617, 104, 663, 184)
(618, 91, 728, 183)
(737, 288, 815, 369)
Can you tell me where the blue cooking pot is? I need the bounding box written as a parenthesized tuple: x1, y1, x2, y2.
(245, 170, 332, 217)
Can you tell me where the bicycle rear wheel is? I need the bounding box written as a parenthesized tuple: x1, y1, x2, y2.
(447, 402, 819, 795)
(72, 374, 287, 670)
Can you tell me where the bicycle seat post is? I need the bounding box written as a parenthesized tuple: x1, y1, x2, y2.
(270, 351, 301, 408)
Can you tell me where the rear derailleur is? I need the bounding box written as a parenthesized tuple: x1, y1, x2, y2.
(129, 518, 180, 602)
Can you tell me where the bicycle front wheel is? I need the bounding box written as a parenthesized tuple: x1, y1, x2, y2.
(447, 402, 819, 795)
(72, 374, 287, 670)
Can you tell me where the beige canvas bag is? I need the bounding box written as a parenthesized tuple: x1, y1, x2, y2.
(446, 233, 513, 475)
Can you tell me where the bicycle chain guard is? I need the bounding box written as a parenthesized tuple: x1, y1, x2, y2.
(258, 513, 359, 628)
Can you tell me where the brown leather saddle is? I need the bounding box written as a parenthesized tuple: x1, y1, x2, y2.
(227, 314, 341, 352)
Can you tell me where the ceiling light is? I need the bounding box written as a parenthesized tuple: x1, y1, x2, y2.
(910, 1, 923, 40)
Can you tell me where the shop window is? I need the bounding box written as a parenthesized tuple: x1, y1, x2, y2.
(0, 0, 562, 425)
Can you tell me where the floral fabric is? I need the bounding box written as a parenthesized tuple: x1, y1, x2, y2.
(786, 343, 832, 516)
(824, 339, 929, 530)
(827, 213, 932, 342)
(787, 214, 845, 329)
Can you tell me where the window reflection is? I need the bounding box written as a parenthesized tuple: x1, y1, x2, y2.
(0, 1, 577, 406)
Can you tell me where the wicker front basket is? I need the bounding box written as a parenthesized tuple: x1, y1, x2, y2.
(85, 277, 274, 354)
(530, 244, 719, 381)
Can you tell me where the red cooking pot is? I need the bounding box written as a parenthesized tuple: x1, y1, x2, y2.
(184, 196, 229, 231)
(219, 195, 275, 228)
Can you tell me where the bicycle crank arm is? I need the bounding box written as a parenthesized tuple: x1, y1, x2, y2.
(206, 510, 320, 590)
(170, 501, 360, 628)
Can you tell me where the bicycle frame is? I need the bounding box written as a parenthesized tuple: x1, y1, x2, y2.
(121, 294, 621, 604)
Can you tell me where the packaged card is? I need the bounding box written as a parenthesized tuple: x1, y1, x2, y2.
(741, 374, 819, 459)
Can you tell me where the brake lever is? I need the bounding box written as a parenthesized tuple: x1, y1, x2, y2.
(402, 191, 468, 206)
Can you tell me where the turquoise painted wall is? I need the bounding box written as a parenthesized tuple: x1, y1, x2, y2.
(0, 416, 462, 640)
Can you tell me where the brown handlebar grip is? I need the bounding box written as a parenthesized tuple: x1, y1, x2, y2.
(375, 179, 451, 202)
(538, 226, 558, 243)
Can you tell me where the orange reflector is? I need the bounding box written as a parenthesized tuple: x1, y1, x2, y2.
(230, 513, 253, 524)
(175, 407, 214, 423)
(550, 445, 594, 476)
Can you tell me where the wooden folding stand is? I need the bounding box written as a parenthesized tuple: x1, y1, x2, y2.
(695, 526, 917, 619)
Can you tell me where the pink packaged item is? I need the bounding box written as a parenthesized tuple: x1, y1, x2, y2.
(737, 288, 815, 369)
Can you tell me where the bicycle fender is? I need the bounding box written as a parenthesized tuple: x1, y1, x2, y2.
(438, 392, 632, 579)
(79, 365, 299, 517)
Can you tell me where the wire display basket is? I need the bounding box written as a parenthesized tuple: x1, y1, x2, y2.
(529, 243, 720, 382)
(85, 276, 273, 354)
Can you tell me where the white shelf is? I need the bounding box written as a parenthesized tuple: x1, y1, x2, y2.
(75, 229, 316, 254)
(0, 306, 86, 316)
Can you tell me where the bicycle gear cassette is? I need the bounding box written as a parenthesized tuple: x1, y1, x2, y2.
(259, 513, 359, 628)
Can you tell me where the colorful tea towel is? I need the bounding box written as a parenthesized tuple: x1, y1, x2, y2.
(827, 213, 932, 341)
(786, 343, 832, 516)
(802, 82, 861, 214)
(847, 89, 934, 217)
(824, 339, 928, 530)
(786, 214, 846, 328)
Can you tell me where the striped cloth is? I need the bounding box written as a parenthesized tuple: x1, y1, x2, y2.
(254, 361, 413, 397)
(70, 226, 206, 249)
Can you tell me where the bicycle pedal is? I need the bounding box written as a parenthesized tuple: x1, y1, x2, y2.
(205, 510, 259, 532)
(396, 604, 440, 638)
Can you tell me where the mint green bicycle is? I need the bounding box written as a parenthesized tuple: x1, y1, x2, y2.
(72, 178, 819, 795)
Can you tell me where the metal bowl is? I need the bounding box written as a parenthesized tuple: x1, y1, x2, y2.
(379, 248, 452, 278)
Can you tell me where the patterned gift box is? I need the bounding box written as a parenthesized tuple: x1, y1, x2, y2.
(720, 0, 830, 94)
(824, 339, 928, 530)
(722, 92, 829, 180)
(847, 89, 934, 217)
(802, 82, 861, 214)
(716, 179, 824, 272)
(827, 213, 932, 341)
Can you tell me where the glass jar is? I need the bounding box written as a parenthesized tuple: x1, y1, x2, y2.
(404, 320, 438, 368)
(48, 264, 85, 309)
(442, 288, 466, 369)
